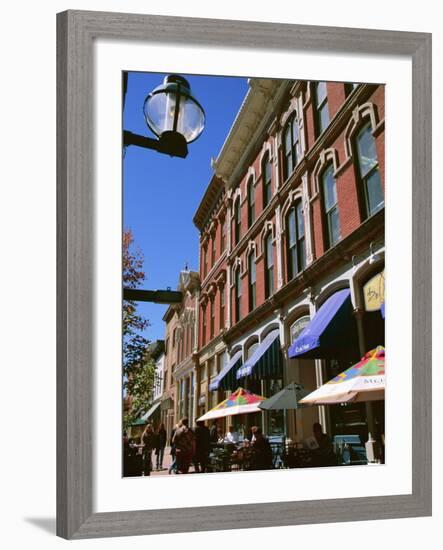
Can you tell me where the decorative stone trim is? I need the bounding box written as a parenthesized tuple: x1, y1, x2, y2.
(215, 270, 227, 287)
(373, 119, 385, 138)
(343, 102, 380, 160)
(334, 156, 353, 178)
(207, 283, 217, 298)
(280, 96, 299, 130)
(259, 220, 275, 256)
(312, 147, 340, 197)
(280, 188, 304, 233)
(259, 141, 274, 168)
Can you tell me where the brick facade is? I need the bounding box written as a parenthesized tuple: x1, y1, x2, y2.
(196, 81, 385, 351)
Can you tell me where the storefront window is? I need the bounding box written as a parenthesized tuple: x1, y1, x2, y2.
(265, 379, 284, 435)
(209, 357, 217, 378)
(201, 363, 207, 381)
(325, 358, 367, 440)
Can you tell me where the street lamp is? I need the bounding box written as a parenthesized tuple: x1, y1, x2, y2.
(124, 74, 205, 158)
(123, 74, 206, 304)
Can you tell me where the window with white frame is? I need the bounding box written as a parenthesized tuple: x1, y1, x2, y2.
(247, 177, 255, 227)
(313, 81, 329, 136)
(355, 122, 384, 217)
(265, 233, 274, 298)
(283, 114, 300, 179)
(235, 267, 242, 322)
(321, 164, 340, 248)
(262, 152, 272, 208)
(286, 199, 306, 280)
(234, 197, 241, 245)
(248, 250, 256, 312)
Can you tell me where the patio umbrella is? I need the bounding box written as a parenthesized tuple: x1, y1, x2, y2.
(299, 346, 385, 405)
(258, 382, 310, 410)
(197, 387, 266, 422)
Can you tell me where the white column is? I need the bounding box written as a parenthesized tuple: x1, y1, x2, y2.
(302, 172, 314, 265)
(275, 205, 283, 289)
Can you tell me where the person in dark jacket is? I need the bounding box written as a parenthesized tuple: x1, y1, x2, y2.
(172, 418, 195, 474)
(141, 423, 156, 476)
(168, 422, 180, 474)
(250, 426, 273, 470)
(155, 423, 167, 470)
(310, 422, 337, 467)
(194, 421, 211, 473)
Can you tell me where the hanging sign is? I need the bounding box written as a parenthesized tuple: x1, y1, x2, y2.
(363, 270, 385, 312)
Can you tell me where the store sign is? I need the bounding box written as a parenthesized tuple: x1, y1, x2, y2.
(363, 271, 385, 312)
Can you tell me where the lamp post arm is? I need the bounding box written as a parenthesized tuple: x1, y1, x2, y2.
(123, 288, 183, 304)
(123, 130, 162, 151)
(123, 130, 188, 158)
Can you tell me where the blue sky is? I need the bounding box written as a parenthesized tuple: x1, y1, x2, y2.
(123, 72, 248, 342)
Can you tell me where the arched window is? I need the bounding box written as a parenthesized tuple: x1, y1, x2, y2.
(248, 250, 256, 312)
(290, 315, 311, 343)
(262, 153, 272, 208)
(321, 164, 340, 248)
(283, 114, 300, 179)
(211, 234, 216, 266)
(264, 233, 274, 298)
(247, 340, 259, 359)
(220, 216, 226, 252)
(247, 177, 255, 227)
(202, 245, 207, 278)
(286, 200, 306, 280)
(201, 305, 207, 346)
(234, 267, 242, 322)
(355, 122, 384, 217)
(210, 298, 215, 339)
(313, 81, 329, 136)
(219, 285, 225, 330)
(234, 198, 241, 245)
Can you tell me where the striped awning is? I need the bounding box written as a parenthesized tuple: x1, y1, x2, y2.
(236, 330, 283, 380)
(288, 289, 359, 359)
(209, 350, 242, 391)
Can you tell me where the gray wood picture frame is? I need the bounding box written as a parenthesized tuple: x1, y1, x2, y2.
(57, 9, 432, 540)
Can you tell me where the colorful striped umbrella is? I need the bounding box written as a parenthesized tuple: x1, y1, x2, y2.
(197, 387, 266, 422)
(299, 346, 385, 405)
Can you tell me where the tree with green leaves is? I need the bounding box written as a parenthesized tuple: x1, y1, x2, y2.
(122, 229, 156, 430)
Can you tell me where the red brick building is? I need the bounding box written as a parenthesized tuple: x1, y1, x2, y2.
(193, 78, 385, 443)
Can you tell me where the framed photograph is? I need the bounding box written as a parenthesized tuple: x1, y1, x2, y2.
(57, 10, 432, 539)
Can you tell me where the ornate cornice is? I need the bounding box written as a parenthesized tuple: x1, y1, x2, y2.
(214, 78, 290, 186)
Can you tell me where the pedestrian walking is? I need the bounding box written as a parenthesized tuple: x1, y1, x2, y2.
(140, 423, 156, 476)
(168, 422, 180, 474)
(172, 417, 195, 474)
(155, 423, 167, 470)
(194, 421, 211, 473)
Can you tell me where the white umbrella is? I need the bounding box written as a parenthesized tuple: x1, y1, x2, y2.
(300, 346, 385, 405)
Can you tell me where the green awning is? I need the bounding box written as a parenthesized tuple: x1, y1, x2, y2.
(131, 400, 161, 426)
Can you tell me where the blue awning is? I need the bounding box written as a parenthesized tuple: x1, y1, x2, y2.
(209, 350, 242, 391)
(236, 330, 282, 380)
(288, 289, 359, 360)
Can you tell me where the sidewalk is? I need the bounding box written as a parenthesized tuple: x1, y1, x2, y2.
(150, 447, 173, 476)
